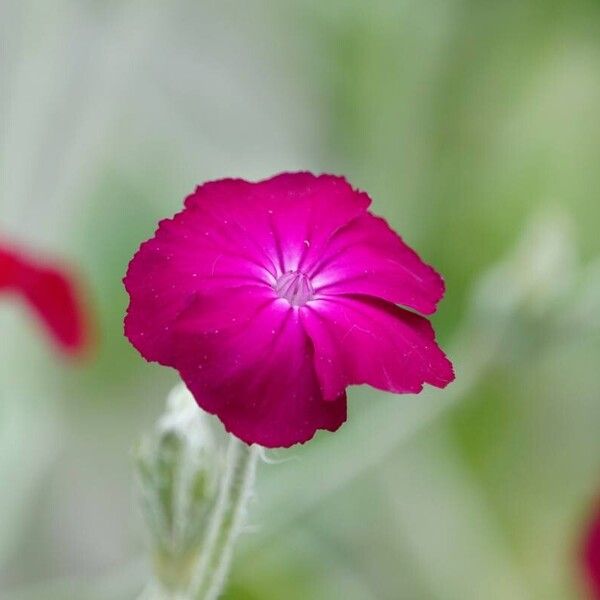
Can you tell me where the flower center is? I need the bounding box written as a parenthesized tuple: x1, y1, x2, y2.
(275, 271, 314, 306)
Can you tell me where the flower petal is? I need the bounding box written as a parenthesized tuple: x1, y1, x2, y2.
(302, 295, 454, 401)
(311, 213, 445, 315)
(171, 286, 346, 447)
(0, 244, 88, 354)
(185, 173, 371, 274)
(124, 206, 272, 364)
(582, 500, 600, 599)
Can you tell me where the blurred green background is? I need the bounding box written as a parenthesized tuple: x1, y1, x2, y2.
(1, 1, 600, 598)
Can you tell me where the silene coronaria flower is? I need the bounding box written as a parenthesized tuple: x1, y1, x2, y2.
(124, 173, 454, 447)
(582, 500, 600, 599)
(0, 241, 89, 355)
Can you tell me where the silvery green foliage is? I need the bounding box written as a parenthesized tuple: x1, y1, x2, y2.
(135, 383, 227, 594)
(472, 209, 576, 320)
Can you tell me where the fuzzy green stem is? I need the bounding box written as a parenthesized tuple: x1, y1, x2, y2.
(188, 437, 258, 600)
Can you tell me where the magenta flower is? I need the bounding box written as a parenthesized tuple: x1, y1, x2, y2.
(582, 500, 600, 599)
(0, 241, 90, 355)
(124, 173, 453, 447)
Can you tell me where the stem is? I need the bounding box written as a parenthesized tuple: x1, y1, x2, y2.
(188, 437, 259, 600)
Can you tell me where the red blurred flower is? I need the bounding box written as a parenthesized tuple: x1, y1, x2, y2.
(0, 241, 89, 356)
(124, 173, 453, 447)
(582, 501, 600, 599)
